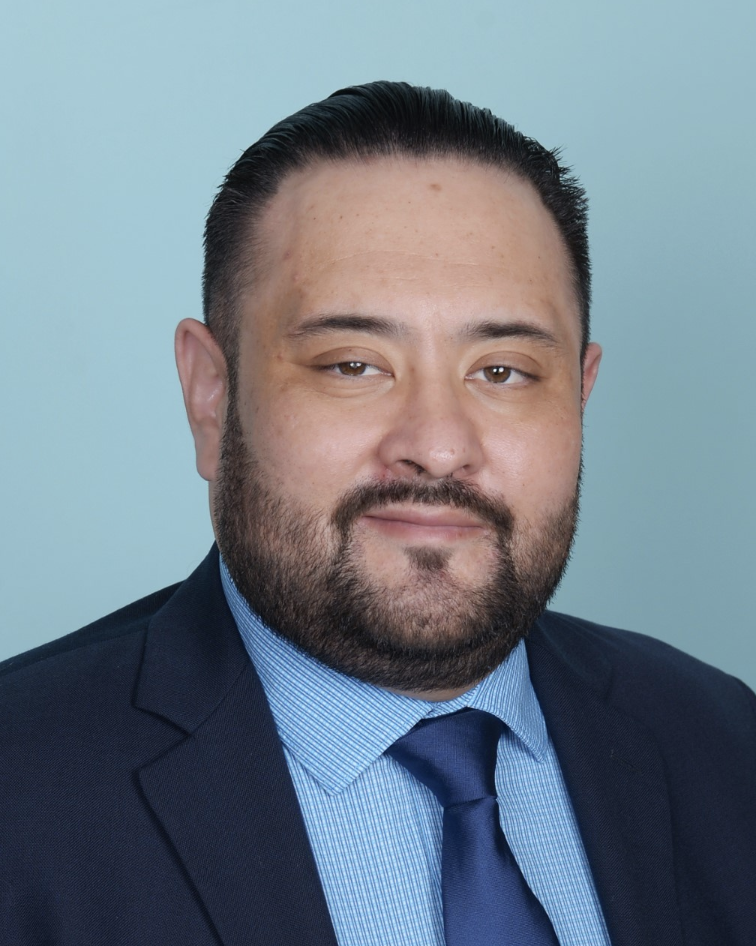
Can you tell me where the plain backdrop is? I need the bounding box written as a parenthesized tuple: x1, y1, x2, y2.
(2, 0, 754, 689)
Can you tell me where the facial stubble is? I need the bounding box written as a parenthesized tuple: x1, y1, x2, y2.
(214, 397, 579, 692)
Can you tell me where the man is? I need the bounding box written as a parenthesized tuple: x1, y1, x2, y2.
(1, 82, 754, 946)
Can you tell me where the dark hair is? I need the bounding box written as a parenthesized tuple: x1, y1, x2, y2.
(203, 80, 590, 374)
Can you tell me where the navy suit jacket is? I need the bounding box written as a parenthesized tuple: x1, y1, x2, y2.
(2, 547, 755, 945)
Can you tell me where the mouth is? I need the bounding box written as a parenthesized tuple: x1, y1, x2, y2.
(360, 505, 488, 542)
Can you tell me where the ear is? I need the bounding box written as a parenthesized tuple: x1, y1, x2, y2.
(581, 341, 602, 410)
(175, 318, 228, 482)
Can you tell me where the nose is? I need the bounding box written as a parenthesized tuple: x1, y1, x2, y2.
(377, 377, 484, 481)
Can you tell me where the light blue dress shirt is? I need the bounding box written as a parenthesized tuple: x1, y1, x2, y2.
(221, 560, 611, 946)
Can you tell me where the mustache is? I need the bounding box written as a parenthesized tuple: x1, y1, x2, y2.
(331, 478, 515, 540)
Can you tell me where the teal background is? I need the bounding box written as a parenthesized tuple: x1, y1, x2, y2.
(2, 1, 754, 688)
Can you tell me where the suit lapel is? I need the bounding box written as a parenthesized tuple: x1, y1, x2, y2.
(527, 614, 684, 946)
(134, 549, 338, 946)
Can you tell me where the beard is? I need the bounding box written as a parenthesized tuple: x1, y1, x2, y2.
(214, 398, 579, 693)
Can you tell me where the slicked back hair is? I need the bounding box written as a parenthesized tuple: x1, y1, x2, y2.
(203, 81, 591, 382)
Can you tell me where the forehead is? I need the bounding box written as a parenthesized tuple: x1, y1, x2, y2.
(247, 156, 581, 348)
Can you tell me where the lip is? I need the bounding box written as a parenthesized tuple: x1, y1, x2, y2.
(360, 505, 487, 540)
(366, 506, 484, 528)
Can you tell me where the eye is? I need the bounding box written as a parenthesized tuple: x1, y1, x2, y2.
(483, 365, 512, 383)
(328, 361, 385, 377)
(468, 364, 528, 384)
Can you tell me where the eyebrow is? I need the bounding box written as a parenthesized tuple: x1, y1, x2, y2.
(286, 314, 407, 340)
(286, 313, 561, 348)
(460, 320, 560, 348)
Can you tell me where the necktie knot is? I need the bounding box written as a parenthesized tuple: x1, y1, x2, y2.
(387, 708, 504, 808)
(387, 706, 560, 945)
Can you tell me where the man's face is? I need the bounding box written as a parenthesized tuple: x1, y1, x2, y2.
(191, 157, 601, 696)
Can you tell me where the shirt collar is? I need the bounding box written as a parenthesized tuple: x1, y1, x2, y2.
(221, 558, 548, 795)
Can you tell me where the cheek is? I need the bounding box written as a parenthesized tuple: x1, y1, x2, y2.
(484, 413, 583, 512)
(241, 385, 380, 504)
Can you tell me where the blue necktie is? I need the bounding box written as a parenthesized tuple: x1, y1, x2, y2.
(387, 708, 560, 946)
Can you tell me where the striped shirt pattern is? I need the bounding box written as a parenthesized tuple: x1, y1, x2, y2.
(221, 560, 611, 946)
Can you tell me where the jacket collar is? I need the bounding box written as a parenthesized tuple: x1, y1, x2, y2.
(133, 545, 249, 733)
(134, 547, 339, 946)
(527, 612, 683, 946)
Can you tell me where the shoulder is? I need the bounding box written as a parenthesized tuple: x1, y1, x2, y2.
(533, 608, 756, 745)
(0, 582, 180, 721)
(0, 579, 193, 860)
